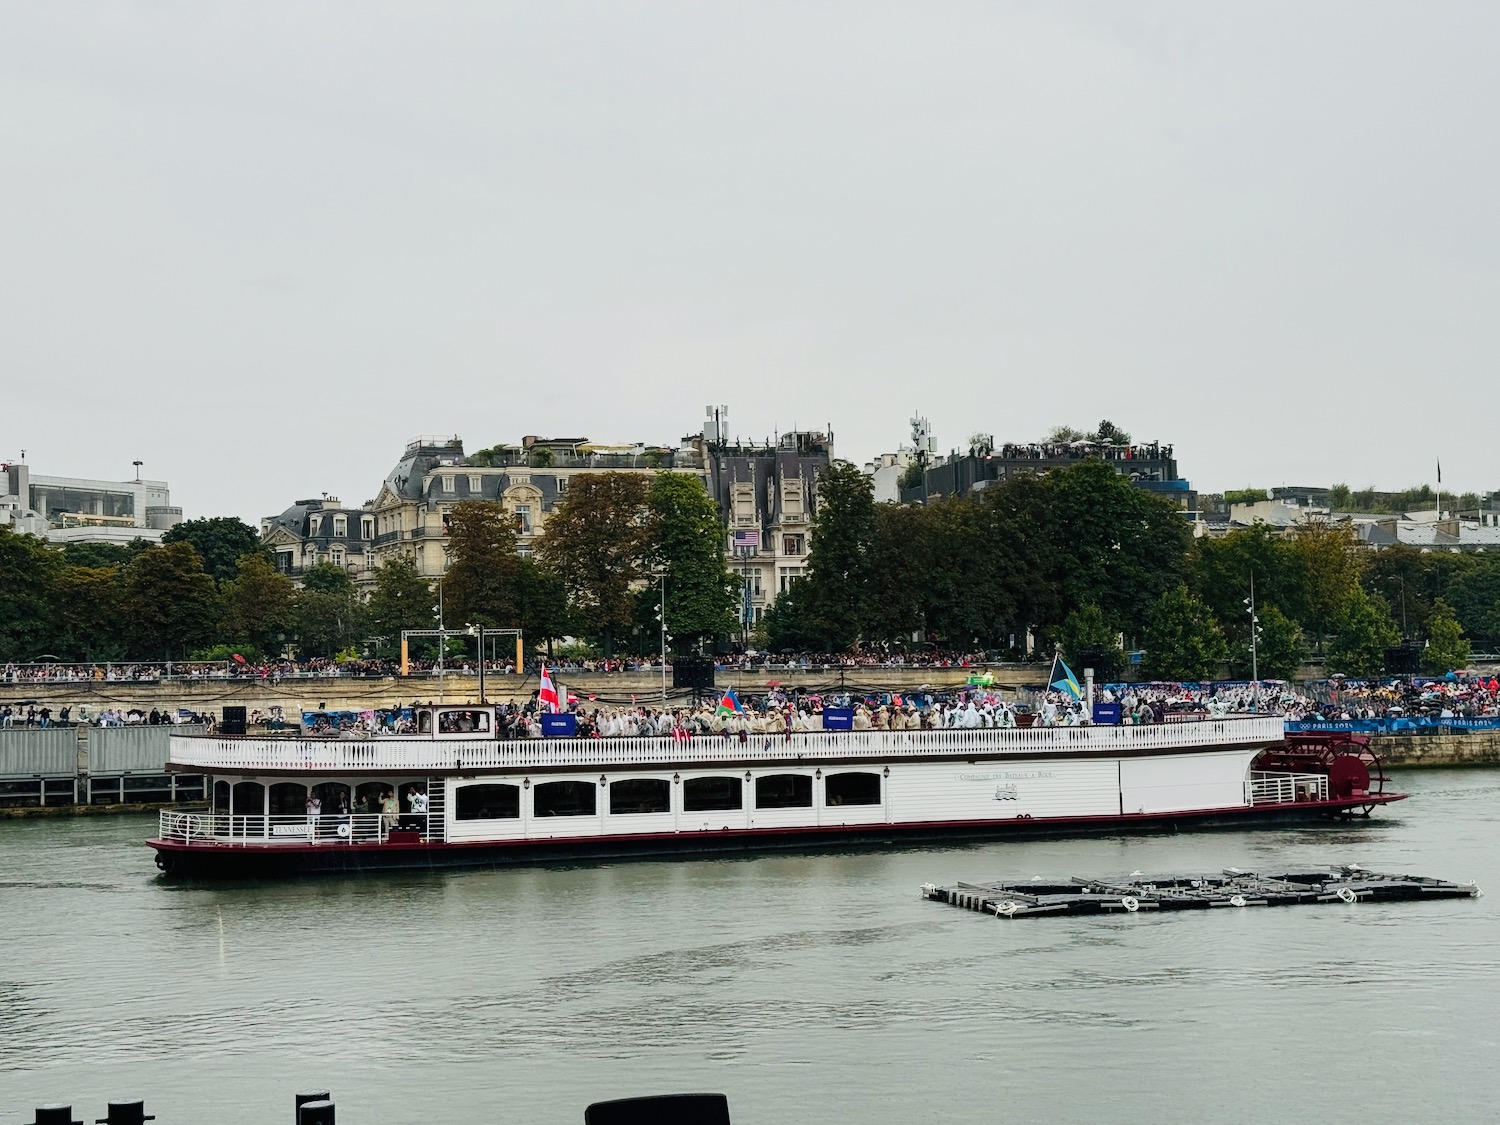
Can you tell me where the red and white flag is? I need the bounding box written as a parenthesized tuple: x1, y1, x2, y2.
(538, 664, 559, 712)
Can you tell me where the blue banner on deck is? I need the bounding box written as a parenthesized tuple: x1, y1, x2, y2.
(1287, 717, 1500, 734)
(1092, 703, 1122, 726)
(821, 707, 854, 731)
(541, 713, 578, 737)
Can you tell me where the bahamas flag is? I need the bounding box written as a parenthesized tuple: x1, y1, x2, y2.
(717, 688, 744, 716)
(1051, 658, 1083, 701)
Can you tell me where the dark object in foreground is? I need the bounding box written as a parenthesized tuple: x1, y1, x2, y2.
(924, 865, 1481, 918)
(23, 1091, 734, 1124)
(586, 1093, 732, 1124)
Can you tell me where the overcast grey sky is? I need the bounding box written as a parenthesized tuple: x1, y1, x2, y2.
(3, 2, 1496, 523)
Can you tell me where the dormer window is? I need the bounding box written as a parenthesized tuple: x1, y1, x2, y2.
(442, 476, 456, 493)
(361, 516, 374, 540)
(333, 515, 348, 538)
(468, 475, 481, 492)
(309, 515, 322, 537)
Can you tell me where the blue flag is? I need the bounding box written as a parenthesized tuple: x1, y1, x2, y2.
(1051, 659, 1082, 701)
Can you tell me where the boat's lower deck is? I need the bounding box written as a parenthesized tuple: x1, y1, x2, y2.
(148, 793, 1404, 877)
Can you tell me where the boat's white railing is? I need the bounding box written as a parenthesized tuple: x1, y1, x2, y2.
(167, 716, 1284, 773)
(155, 811, 427, 845)
(1245, 771, 1328, 806)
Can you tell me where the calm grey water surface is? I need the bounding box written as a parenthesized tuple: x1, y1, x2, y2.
(2, 770, 1498, 1124)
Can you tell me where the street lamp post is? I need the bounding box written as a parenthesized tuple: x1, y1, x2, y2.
(1245, 572, 1260, 711)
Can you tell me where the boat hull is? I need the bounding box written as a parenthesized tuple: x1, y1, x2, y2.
(148, 794, 1404, 879)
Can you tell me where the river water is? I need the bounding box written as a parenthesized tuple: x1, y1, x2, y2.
(2, 769, 1497, 1124)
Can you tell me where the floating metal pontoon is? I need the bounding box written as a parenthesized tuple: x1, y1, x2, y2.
(922, 865, 1481, 918)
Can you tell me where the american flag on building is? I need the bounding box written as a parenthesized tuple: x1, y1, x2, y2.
(732, 530, 759, 549)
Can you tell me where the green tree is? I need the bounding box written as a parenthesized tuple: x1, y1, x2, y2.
(1142, 586, 1229, 681)
(442, 501, 522, 628)
(1443, 558, 1500, 648)
(58, 539, 152, 569)
(1325, 587, 1400, 677)
(1232, 602, 1306, 681)
(1290, 521, 1363, 653)
(537, 473, 651, 653)
(1090, 419, 1132, 445)
(1044, 459, 1191, 641)
(797, 461, 877, 650)
(162, 517, 262, 585)
(1421, 599, 1471, 674)
(512, 557, 572, 654)
(119, 542, 222, 658)
(51, 566, 126, 661)
(289, 563, 362, 657)
(0, 528, 62, 660)
(919, 497, 1009, 648)
(221, 554, 297, 657)
(646, 473, 738, 649)
(1047, 425, 1086, 442)
(762, 575, 822, 652)
(866, 504, 927, 644)
(1191, 523, 1303, 629)
(366, 556, 436, 650)
(1058, 603, 1123, 680)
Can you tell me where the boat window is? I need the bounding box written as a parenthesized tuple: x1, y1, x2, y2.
(418, 711, 433, 733)
(355, 781, 394, 813)
(533, 780, 597, 817)
(213, 780, 230, 813)
(609, 778, 670, 815)
(312, 782, 352, 814)
(684, 776, 742, 812)
(456, 783, 520, 820)
(824, 772, 881, 806)
(438, 709, 490, 734)
(755, 773, 812, 809)
(230, 781, 263, 815)
(269, 782, 307, 815)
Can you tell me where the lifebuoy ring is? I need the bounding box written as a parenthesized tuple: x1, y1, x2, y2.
(1336, 887, 1357, 903)
(336, 823, 351, 839)
(1121, 896, 1139, 912)
(1229, 894, 1247, 908)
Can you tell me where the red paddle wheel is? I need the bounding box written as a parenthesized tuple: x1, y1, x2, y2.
(1253, 731, 1389, 813)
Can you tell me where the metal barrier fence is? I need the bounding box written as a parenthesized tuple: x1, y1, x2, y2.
(0, 727, 76, 778)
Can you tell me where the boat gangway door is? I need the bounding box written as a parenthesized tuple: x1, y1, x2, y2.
(541, 713, 577, 737)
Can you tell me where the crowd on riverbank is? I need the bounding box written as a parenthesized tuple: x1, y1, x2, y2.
(1, 650, 1002, 686)
(0, 704, 219, 729)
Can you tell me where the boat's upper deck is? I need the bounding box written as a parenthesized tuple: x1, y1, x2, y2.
(168, 715, 1285, 774)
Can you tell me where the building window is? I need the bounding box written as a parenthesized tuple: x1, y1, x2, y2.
(515, 505, 532, 535)
(556, 476, 568, 494)
(361, 517, 374, 540)
(782, 534, 804, 555)
(309, 515, 322, 537)
(442, 476, 455, 493)
(468, 475, 481, 492)
(276, 551, 293, 573)
(333, 515, 348, 538)
(779, 568, 803, 593)
(331, 547, 345, 567)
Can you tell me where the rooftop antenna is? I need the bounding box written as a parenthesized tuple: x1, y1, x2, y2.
(133, 460, 143, 482)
